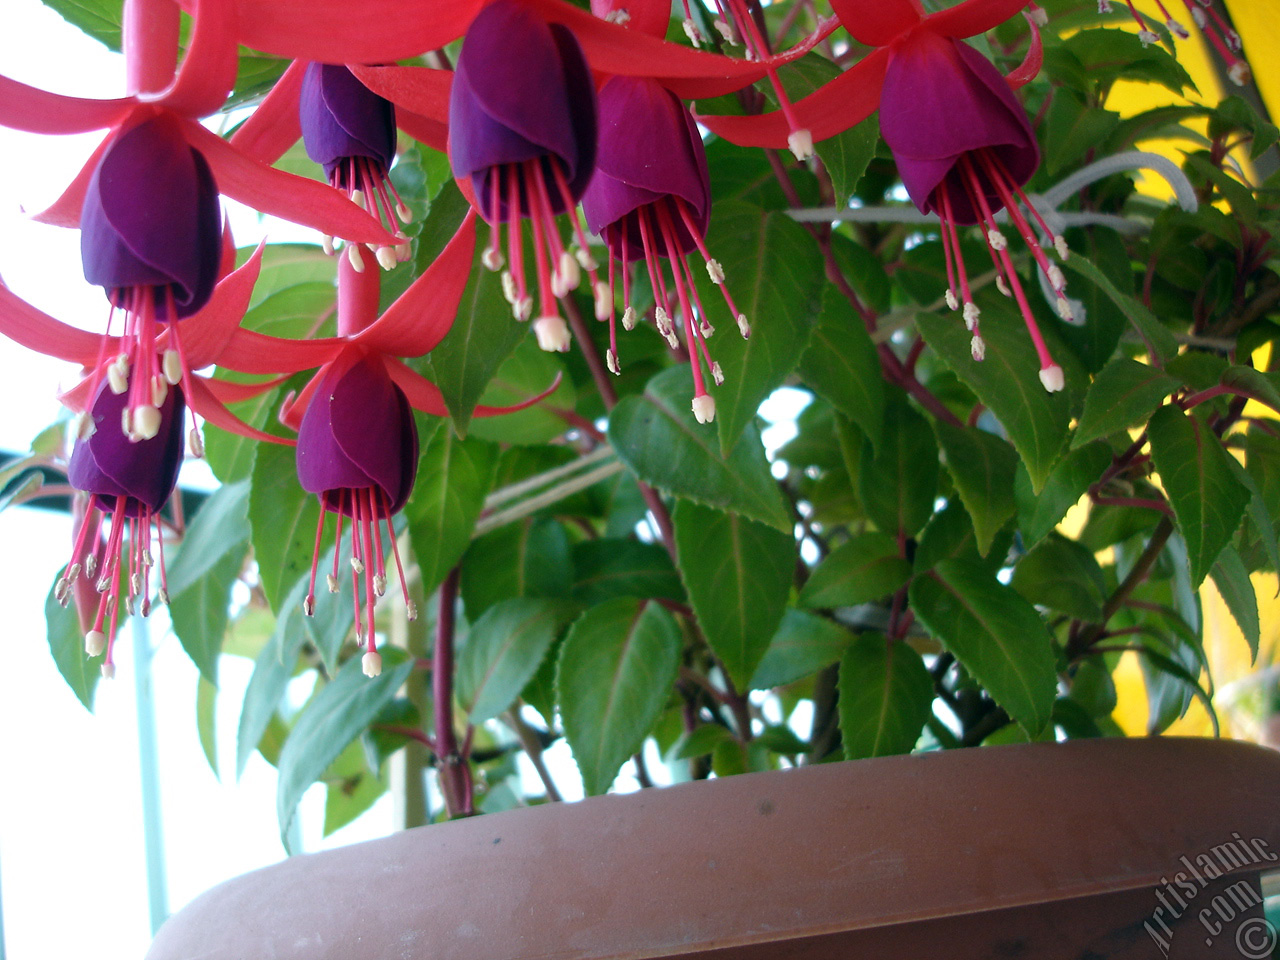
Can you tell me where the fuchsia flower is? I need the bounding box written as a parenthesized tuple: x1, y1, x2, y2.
(209, 213, 555, 676)
(582, 75, 747, 424)
(1098, 0, 1250, 86)
(451, 0, 604, 355)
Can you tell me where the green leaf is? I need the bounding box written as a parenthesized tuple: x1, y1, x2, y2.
(1010, 534, 1108, 623)
(423, 217, 527, 435)
(237, 626, 295, 778)
(571, 539, 684, 607)
(933, 421, 1018, 556)
(914, 498, 1009, 575)
(857, 399, 937, 537)
(168, 544, 242, 686)
(909, 560, 1057, 737)
(798, 286, 886, 450)
(197, 676, 219, 779)
(917, 309, 1069, 493)
(837, 635, 933, 760)
(44, 572, 101, 711)
(1235, 442, 1280, 579)
(777, 56, 879, 204)
(1063, 254, 1177, 363)
(404, 421, 499, 597)
(798, 531, 911, 609)
(1063, 28, 1194, 95)
(1147, 405, 1249, 586)
(689, 202, 824, 454)
(276, 654, 413, 850)
(1073, 358, 1180, 449)
(460, 517, 572, 618)
(1052, 227, 1131, 374)
(1209, 546, 1259, 661)
(750, 610, 852, 689)
(1219, 365, 1280, 416)
(457, 598, 575, 724)
(672, 723, 735, 760)
(321, 740, 387, 837)
(248, 441, 326, 612)
(557, 598, 681, 795)
(608, 366, 792, 532)
(1044, 94, 1120, 176)
(673, 501, 794, 689)
(1015, 442, 1112, 547)
(467, 338, 576, 445)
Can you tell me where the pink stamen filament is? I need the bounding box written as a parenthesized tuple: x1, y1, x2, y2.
(974, 151, 1065, 293)
(675, 199, 745, 321)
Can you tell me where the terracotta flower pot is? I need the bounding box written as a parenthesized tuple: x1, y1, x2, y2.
(147, 737, 1279, 960)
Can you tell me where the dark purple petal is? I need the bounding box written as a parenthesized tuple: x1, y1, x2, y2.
(81, 115, 221, 320)
(296, 352, 418, 514)
(69, 378, 186, 514)
(449, 0, 597, 213)
(299, 63, 397, 181)
(880, 31, 1038, 223)
(583, 76, 709, 257)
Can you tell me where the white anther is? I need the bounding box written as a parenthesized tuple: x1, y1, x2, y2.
(1028, 6, 1048, 26)
(74, 412, 96, 440)
(97, 576, 110, 593)
(54, 578, 70, 606)
(710, 361, 724, 386)
(699, 319, 715, 338)
(1167, 18, 1189, 38)
(125, 596, 136, 616)
(68, 563, 81, 582)
(788, 130, 815, 162)
(987, 229, 1007, 250)
(714, 18, 736, 43)
(362, 651, 383, 678)
(606, 348, 620, 375)
(133, 405, 161, 441)
(1047, 264, 1066, 290)
(351, 189, 366, 211)
(157, 588, 169, 606)
(971, 335, 986, 362)
(326, 573, 339, 593)
(594, 281, 611, 320)
(150, 376, 168, 409)
(376, 246, 398, 271)
(1097, 0, 1111, 11)
(347, 243, 365, 272)
(622, 306, 638, 331)
(655, 306, 673, 336)
(142, 550, 153, 568)
(121, 408, 133, 439)
(114, 352, 130, 374)
(737, 313, 751, 338)
(963, 302, 981, 330)
(1226, 30, 1242, 52)
(131, 571, 143, 595)
(1056, 296, 1075, 322)
(945, 289, 959, 311)
(514, 297, 533, 322)
(188, 425, 204, 458)
(140, 598, 151, 617)
(350, 556, 365, 575)
(551, 273, 569, 299)
(574, 246, 597, 271)
(85, 630, 106, 657)
(1039, 365, 1065, 392)
(374, 573, 387, 596)
(1191, 7, 1206, 26)
(85, 555, 97, 579)
(322, 235, 335, 256)
(482, 247, 505, 271)
(101, 663, 116, 680)
(706, 259, 725, 284)
(501, 271, 518, 304)
(682, 17, 702, 46)
(665, 331, 680, 349)
(396, 239, 412, 259)
(1137, 29, 1158, 46)
(996, 275, 1012, 297)
(692, 394, 716, 424)
(407, 601, 419, 621)
(161, 348, 182, 386)
(1229, 62, 1251, 86)
(534, 315, 571, 352)
(108, 365, 129, 395)
(558, 250, 581, 291)
(303, 594, 315, 617)
(606, 8, 631, 25)
(1053, 235, 1069, 260)
(396, 202, 412, 224)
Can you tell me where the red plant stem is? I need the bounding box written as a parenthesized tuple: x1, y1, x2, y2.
(1089, 494, 1174, 517)
(433, 566, 472, 817)
(1180, 384, 1232, 409)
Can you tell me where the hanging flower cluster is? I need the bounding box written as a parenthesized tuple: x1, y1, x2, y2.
(0, 0, 1254, 680)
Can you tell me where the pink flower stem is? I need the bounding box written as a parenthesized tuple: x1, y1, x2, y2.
(123, 0, 179, 97)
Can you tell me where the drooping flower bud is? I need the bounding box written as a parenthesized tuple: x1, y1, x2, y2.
(450, 0, 600, 343)
(57, 375, 186, 677)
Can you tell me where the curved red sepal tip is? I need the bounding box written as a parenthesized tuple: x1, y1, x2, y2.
(188, 377, 295, 445)
(170, 241, 266, 371)
(232, 0, 482, 62)
(355, 210, 477, 358)
(0, 74, 134, 135)
(0, 283, 109, 366)
(229, 60, 306, 166)
(926, 0, 1032, 39)
(1005, 12, 1043, 90)
(697, 48, 890, 150)
(148, 0, 239, 118)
